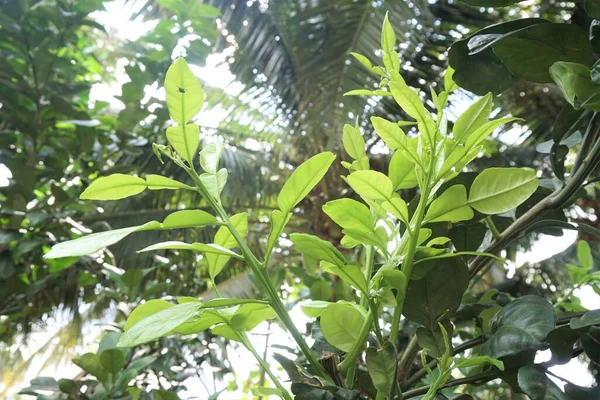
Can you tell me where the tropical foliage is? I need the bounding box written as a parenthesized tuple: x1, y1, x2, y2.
(2, 0, 600, 399)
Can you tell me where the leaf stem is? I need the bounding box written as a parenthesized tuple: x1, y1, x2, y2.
(242, 334, 293, 400)
(185, 167, 329, 378)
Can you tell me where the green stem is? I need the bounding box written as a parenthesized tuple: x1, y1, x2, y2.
(243, 335, 293, 400)
(338, 311, 374, 372)
(390, 177, 432, 344)
(485, 216, 501, 240)
(186, 168, 328, 378)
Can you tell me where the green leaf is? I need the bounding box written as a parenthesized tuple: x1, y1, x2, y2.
(549, 62, 600, 111)
(453, 93, 493, 143)
(547, 326, 581, 365)
(290, 233, 345, 267)
(200, 168, 228, 198)
(425, 185, 473, 223)
(164, 57, 204, 125)
(137, 241, 243, 259)
(342, 124, 366, 159)
(166, 123, 200, 164)
(381, 12, 396, 54)
(44, 221, 160, 259)
(212, 324, 243, 342)
(389, 82, 427, 122)
(468, 168, 538, 215)
(444, 66, 458, 93)
(481, 296, 557, 359)
(162, 210, 218, 229)
(277, 152, 336, 214)
(492, 23, 593, 84)
(416, 322, 453, 358)
(229, 303, 277, 331)
(577, 240, 593, 270)
(300, 301, 333, 318)
(118, 301, 201, 347)
(517, 365, 571, 400)
(366, 341, 397, 399)
(463, 117, 520, 148)
(371, 116, 407, 150)
(320, 302, 366, 352)
(252, 387, 283, 398)
(99, 349, 126, 375)
(73, 353, 107, 383)
(323, 198, 375, 233)
(382, 197, 409, 225)
(80, 174, 147, 200)
(146, 174, 193, 190)
(454, 356, 504, 371)
(569, 309, 600, 330)
(389, 148, 418, 190)
(581, 326, 600, 363)
(200, 143, 224, 174)
(123, 299, 174, 330)
(403, 257, 469, 330)
(346, 170, 394, 202)
(586, 0, 600, 19)
(321, 261, 368, 295)
(448, 19, 544, 95)
(207, 212, 247, 279)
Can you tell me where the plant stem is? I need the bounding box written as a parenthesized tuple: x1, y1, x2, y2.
(485, 216, 501, 239)
(397, 336, 419, 384)
(402, 335, 486, 390)
(402, 370, 499, 399)
(185, 168, 328, 378)
(242, 334, 293, 400)
(390, 170, 433, 344)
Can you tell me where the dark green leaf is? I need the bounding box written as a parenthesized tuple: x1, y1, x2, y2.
(403, 257, 469, 330)
(517, 365, 570, 400)
(366, 341, 397, 399)
(481, 296, 557, 359)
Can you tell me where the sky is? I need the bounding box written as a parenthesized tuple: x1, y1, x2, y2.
(2, 0, 600, 398)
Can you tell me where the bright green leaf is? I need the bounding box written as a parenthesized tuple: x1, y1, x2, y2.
(320, 302, 366, 352)
(300, 301, 333, 318)
(118, 301, 201, 347)
(382, 197, 409, 224)
(577, 240, 593, 270)
(166, 123, 200, 164)
(454, 356, 504, 371)
(290, 233, 345, 267)
(200, 143, 224, 174)
(346, 170, 393, 202)
(44, 221, 161, 259)
(425, 185, 473, 223)
(381, 12, 396, 54)
(277, 152, 336, 214)
(468, 168, 538, 214)
(321, 261, 368, 295)
(164, 57, 204, 125)
(322, 198, 375, 232)
(371, 116, 407, 149)
(80, 174, 147, 200)
(453, 93, 493, 143)
(342, 124, 366, 159)
(207, 212, 247, 279)
(146, 174, 193, 190)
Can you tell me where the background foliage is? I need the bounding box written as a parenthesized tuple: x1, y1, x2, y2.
(1, 0, 600, 399)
